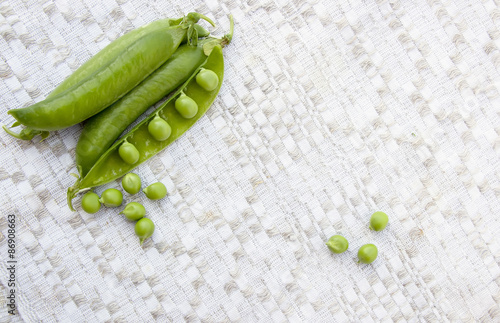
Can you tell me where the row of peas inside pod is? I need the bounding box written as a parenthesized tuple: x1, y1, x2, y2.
(117, 68, 220, 165)
(326, 211, 389, 264)
(80, 173, 167, 245)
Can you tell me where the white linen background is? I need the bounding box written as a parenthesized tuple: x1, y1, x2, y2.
(0, 0, 499, 321)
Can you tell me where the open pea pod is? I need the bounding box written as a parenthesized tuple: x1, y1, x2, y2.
(67, 44, 225, 210)
(76, 43, 209, 177)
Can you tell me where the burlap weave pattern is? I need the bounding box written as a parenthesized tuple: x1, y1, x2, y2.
(1, 0, 499, 322)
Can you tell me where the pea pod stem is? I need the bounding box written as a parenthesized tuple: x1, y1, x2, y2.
(184, 13, 216, 27)
(202, 15, 234, 56)
(224, 15, 234, 45)
(2, 125, 49, 141)
(183, 13, 215, 46)
(198, 14, 216, 27)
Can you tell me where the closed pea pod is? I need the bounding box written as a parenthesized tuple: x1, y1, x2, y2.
(67, 16, 234, 210)
(4, 13, 214, 141)
(5, 31, 172, 134)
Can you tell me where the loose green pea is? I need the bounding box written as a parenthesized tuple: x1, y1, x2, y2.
(148, 116, 171, 141)
(196, 68, 219, 91)
(121, 173, 141, 195)
(99, 188, 123, 207)
(325, 235, 349, 254)
(119, 142, 140, 165)
(135, 217, 155, 245)
(120, 202, 146, 221)
(175, 93, 198, 119)
(369, 211, 389, 231)
(81, 192, 101, 214)
(357, 244, 378, 264)
(143, 182, 167, 200)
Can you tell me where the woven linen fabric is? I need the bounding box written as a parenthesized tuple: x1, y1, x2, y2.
(1, 0, 500, 321)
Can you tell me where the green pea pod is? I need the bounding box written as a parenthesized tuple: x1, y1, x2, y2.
(75, 43, 208, 177)
(67, 17, 233, 211)
(47, 20, 211, 100)
(7, 30, 175, 130)
(47, 18, 172, 100)
(3, 13, 215, 140)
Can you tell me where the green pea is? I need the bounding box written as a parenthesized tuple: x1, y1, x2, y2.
(148, 116, 172, 141)
(143, 182, 167, 200)
(196, 68, 219, 91)
(81, 192, 101, 214)
(119, 142, 140, 164)
(120, 202, 146, 221)
(135, 217, 155, 245)
(369, 211, 389, 231)
(325, 235, 349, 254)
(175, 93, 198, 119)
(121, 173, 141, 195)
(357, 244, 378, 264)
(99, 188, 123, 207)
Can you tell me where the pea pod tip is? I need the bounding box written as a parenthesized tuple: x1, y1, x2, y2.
(67, 175, 83, 212)
(67, 187, 77, 212)
(3, 124, 29, 140)
(3, 123, 50, 141)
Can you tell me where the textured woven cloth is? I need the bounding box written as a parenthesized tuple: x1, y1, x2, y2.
(1, 0, 500, 321)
